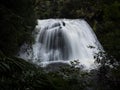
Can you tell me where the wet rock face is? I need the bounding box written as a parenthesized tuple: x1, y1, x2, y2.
(62, 21, 65, 26)
(44, 62, 70, 72)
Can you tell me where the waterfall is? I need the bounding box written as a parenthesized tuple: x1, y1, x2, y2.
(19, 19, 102, 69)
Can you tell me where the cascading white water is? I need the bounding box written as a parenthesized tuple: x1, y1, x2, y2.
(19, 19, 102, 69)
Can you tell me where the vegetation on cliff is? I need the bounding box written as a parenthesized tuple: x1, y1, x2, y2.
(0, 0, 120, 90)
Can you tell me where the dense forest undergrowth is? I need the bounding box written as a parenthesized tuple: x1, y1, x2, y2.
(0, 0, 120, 90)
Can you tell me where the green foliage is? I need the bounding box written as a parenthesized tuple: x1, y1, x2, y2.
(36, 0, 99, 19)
(0, 52, 91, 90)
(0, 0, 120, 90)
(45, 61, 90, 90)
(0, 51, 35, 90)
(93, 51, 120, 90)
(0, 0, 37, 55)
